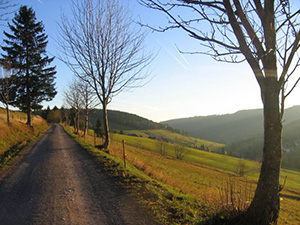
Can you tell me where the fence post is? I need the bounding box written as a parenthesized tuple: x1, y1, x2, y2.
(122, 140, 126, 168)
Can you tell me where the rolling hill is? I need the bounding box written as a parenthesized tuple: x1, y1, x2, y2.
(164, 108, 264, 144)
(163, 105, 300, 170)
(88, 109, 225, 151)
(88, 109, 164, 130)
(163, 105, 300, 144)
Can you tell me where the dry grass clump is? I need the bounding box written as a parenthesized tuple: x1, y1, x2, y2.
(218, 177, 253, 215)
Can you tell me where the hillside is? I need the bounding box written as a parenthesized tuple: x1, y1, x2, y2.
(163, 105, 300, 144)
(40, 107, 184, 133)
(164, 109, 263, 144)
(88, 109, 225, 151)
(120, 129, 225, 151)
(0, 107, 48, 152)
(0, 107, 48, 170)
(163, 106, 300, 171)
(88, 109, 164, 130)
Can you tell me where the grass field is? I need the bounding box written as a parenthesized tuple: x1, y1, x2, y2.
(0, 107, 49, 169)
(122, 129, 225, 151)
(67, 127, 300, 225)
(111, 133, 300, 192)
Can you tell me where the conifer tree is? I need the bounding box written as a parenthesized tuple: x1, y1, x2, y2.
(1, 5, 57, 126)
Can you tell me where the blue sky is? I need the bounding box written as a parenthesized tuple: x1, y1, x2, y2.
(1, 0, 300, 122)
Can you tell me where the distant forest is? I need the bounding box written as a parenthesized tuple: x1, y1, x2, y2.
(37, 106, 188, 134)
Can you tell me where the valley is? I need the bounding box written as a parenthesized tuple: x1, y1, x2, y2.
(163, 106, 300, 171)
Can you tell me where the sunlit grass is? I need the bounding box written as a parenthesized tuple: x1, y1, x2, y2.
(67, 127, 300, 225)
(112, 133, 300, 191)
(122, 129, 225, 150)
(0, 107, 49, 160)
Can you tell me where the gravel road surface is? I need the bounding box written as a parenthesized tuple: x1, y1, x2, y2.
(0, 125, 159, 225)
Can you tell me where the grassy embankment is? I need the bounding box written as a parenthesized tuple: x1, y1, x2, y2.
(0, 107, 49, 171)
(65, 126, 300, 225)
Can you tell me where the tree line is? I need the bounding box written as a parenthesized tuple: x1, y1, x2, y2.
(37, 105, 104, 138)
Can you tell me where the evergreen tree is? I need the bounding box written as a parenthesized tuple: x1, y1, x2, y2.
(1, 5, 57, 126)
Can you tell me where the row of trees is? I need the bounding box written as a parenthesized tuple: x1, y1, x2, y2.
(0, 5, 56, 126)
(63, 79, 98, 137)
(58, 0, 152, 149)
(38, 105, 104, 138)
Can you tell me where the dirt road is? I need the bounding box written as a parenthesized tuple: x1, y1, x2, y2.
(0, 125, 159, 225)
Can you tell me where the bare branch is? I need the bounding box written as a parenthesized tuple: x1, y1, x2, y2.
(0, 0, 17, 26)
(140, 0, 239, 50)
(58, 0, 153, 148)
(0, 63, 17, 124)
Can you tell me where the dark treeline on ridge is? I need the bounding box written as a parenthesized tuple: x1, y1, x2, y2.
(37, 106, 186, 135)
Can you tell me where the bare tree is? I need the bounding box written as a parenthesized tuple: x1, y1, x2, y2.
(0, 1, 16, 122)
(174, 143, 188, 160)
(78, 81, 99, 138)
(157, 138, 167, 155)
(58, 0, 152, 150)
(141, 0, 300, 224)
(0, 0, 17, 26)
(64, 79, 82, 133)
(0, 63, 16, 124)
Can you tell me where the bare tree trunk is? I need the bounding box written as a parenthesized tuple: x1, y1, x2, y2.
(25, 67, 32, 127)
(73, 115, 76, 132)
(84, 112, 88, 137)
(26, 105, 32, 126)
(76, 110, 80, 133)
(102, 102, 110, 150)
(6, 102, 10, 125)
(247, 78, 282, 225)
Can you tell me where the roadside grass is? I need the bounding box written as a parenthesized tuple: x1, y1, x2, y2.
(0, 107, 49, 171)
(65, 126, 300, 225)
(64, 126, 214, 224)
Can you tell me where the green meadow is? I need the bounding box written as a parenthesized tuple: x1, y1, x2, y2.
(112, 132, 300, 192)
(67, 126, 300, 225)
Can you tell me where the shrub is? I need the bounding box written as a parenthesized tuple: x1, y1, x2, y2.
(174, 144, 188, 160)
